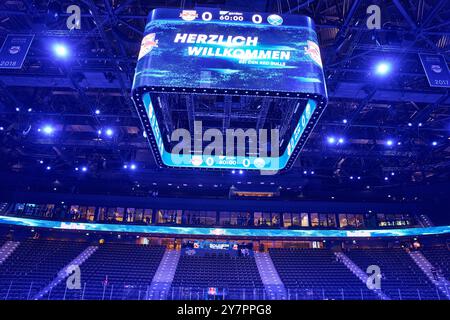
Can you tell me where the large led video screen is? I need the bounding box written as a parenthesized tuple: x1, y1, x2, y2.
(132, 8, 327, 171)
(133, 9, 326, 95)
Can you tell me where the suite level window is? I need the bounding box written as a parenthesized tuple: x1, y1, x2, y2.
(184, 210, 216, 225)
(86, 207, 95, 221)
(254, 212, 279, 227)
(157, 209, 181, 224)
(126, 208, 135, 222)
(283, 213, 308, 228)
(143, 209, 152, 224)
(339, 214, 364, 227)
(133, 208, 144, 222)
(310, 213, 319, 227)
(283, 213, 292, 227)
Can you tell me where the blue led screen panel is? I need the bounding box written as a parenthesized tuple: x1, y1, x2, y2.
(1, 216, 449, 239)
(132, 8, 328, 171)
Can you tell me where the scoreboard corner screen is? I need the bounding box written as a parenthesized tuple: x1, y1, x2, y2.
(132, 8, 328, 171)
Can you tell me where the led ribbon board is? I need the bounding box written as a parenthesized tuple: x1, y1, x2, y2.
(132, 8, 327, 171)
(1, 216, 449, 239)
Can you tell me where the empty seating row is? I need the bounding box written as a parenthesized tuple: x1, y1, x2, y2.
(269, 248, 379, 300)
(44, 243, 165, 300)
(0, 239, 88, 300)
(171, 255, 264, 299)
(346, 248, 441, 300)
(420, 246, 450, 280)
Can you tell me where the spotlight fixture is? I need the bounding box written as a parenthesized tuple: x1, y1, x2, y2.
(375, 61, 391, 75)
(42, 125, 54, 135)
(53, 43, 69, 57)
(105, 128, 113, 137)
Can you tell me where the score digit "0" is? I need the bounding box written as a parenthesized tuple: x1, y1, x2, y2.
(202, 12, 212, 21)
(252, 14, 263, 24)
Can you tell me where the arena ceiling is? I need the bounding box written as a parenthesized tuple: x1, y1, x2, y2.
(0, 0, 449, 202)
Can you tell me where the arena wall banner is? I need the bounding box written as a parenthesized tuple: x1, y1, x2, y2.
(0, 34, 34, 69)
(419, 53, 450, 88)
(132, 8, 327, 171)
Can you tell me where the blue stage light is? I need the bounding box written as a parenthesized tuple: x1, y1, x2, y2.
(105, 128, 113, 137)
(342, 119, 348, 124)
(239, 170, 243, 175)
(338, 137, 344, 144)
(375, 62, 391, 75)
(123, 164, 128, 169)
(231, 170, 236, 174)
(42, 125, 54, 135)
(81, 166, 87, 172)
(46, 166, 51, 170)
(432, 141, 437, 146)
(386, 139, 394, 146)
(53, 44, 68, 57)
(130, 164, 137, 170)
(95, 109, 100, 115)
(327, 136, 336, 144)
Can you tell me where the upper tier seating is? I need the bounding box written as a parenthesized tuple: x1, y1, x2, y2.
(346, 247, 441, 300)
(420, 245, 450, 280)
(269, 248, 379, 300)
(171, 253, 264, 299)
(45, 243, 165, 300)
(0, 239, 87, 300)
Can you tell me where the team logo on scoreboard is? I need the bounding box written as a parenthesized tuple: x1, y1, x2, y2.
(253, 157, 266, 169)
(8, 46, 20, 55)
(304, 40, 323, 68)
(138, 33, 158, 60)
(191, 155, 203, 166)
(431, 65, 442, 73)
(267, 14, 283, 26)
(180, 10, 198, 21)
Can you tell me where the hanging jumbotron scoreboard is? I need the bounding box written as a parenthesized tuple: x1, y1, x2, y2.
(132, 8, 328, 171)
